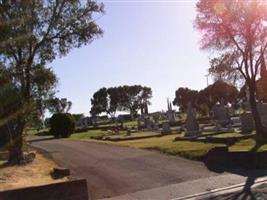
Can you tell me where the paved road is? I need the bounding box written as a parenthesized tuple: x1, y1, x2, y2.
(31, 139, 219, 200)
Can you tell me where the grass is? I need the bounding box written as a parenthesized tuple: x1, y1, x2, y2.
(118, 135, 223, 160)
(25, 128, 49, 136)
(70, 129, 106, 140)
(106, 131, 160, 139)
(70, 131, 266, 160)
(84, 134, 225, 160)
(229, 139, 267, 152)
(212, 133, 243, 138)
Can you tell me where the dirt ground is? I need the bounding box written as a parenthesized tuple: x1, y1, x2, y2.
(0, 153, 68, 191)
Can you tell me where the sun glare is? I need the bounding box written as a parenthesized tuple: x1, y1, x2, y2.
(214, 2, 226, 15)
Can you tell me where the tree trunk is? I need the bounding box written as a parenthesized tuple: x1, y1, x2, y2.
(248, 82, 266, 142)
(141, 105, 144, 116)
(8, 119, 25, 164)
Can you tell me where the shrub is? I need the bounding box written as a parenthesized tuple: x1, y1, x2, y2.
(50, 113, 75, 138)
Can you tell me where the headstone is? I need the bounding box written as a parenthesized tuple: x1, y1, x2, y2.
(167, 98, 176, 124)
(161, 122, 171, 135)
(240, 112, 254, 133)
(127, 129, 131, 136)
(212, 104, 231, 128)
(137, 118, 141, 130)
(184, 103, 201, 137)
(144, 117, 153, 130)
(153, 120, 159, 130)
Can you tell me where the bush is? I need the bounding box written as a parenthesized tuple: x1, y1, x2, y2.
(50, 113, 75, 138)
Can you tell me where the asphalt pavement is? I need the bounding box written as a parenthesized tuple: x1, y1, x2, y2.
(30, 139, 219, 200)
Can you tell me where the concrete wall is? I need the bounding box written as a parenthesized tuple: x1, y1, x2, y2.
(0, 179, 88, 200)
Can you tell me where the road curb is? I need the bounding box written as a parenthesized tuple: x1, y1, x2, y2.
(173, 176, 267, 200)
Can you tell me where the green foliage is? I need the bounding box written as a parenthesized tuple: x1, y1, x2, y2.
(50, 113, 75, 138)
(70, 130, 105, 140)
(90, 85, 152, 118)
(0, 67, 23, 148)
(209, 53, 243, 87)
(45, 97, 72, 114)
(72, 113, 85, 122)
(90, 87, 108, 117)
(197, 80, 239, 109)
(173, 87, 198, 112)
(173, 80, 238, 113)
(0, 0, 104, 163)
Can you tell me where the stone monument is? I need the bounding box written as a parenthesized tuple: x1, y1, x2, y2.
(161, 122, 171, 135)
(240, 89, 254, 133)
(184, 103, 201, 137)
(166, 98, 175, 124)
(212, 103, 231, 128)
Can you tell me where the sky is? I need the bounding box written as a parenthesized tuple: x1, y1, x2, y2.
(51, 0, 211, 116)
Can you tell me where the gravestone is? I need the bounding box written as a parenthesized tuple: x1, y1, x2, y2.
(127, 128, 131, 136)
(161, 122, 171, 135)
(166, 98, 175, 124)
(184, 103, 201, 137)
(240, 112, 254, 133)
(144, 117, 153, 130)
(212, 104, 231, 128)
(137, 118, 141, 130)
(240, 88, 254, 133)
(152, 116, 160, 130)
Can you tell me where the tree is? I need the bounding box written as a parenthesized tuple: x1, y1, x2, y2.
(195, 0, 267, 142)
(256, 54, 267, 102)
(50, 113, 75, 138)
(46, 97, 72, 114)
(90, 87, 108, 117)
(199, 80, 238, 108)
(0, 0, 104, 163)
(72, 113, 85, 122)
(117, 85, 143, 119)
(0, 66, 26, 161)
(173, 87, 199, 112)
(139, 87, 152, 115)
(209, 53, 243, 87)
(90, 85, 152, 119)
(107, 87, 120, 118)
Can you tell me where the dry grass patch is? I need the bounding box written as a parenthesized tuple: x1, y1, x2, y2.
(0, 153, 68, 191)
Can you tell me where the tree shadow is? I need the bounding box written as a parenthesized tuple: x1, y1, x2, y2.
(250, 140, 267, 152)
(27, 136, 55, 143)
(206, 170, 267, 200)
(0, 160, 11, 169)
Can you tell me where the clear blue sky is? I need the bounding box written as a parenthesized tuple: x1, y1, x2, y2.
(51, 0, 210, 116)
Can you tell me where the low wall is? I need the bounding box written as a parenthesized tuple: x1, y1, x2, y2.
(0, 179, 88, 200)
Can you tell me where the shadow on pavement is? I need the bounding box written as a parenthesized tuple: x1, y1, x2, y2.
(203, 169, 267, 200)
(28, 137, 55, 143)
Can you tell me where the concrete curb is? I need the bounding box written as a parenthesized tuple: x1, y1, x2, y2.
(101, 174, 267, 200)
(173, 176, 267, 200)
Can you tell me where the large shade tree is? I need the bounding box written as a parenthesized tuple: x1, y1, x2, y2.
(90, 85, 152, 119)
(195, 0, 267, 142)
(46, 97, 72, 114)
(197, 80, 239, 109)
(0, 0, 104, 163)
(173, 87, 199, 112)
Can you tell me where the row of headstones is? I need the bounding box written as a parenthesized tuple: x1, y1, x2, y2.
(137, 115, 173, 135)
(184, 102, 267, 137)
